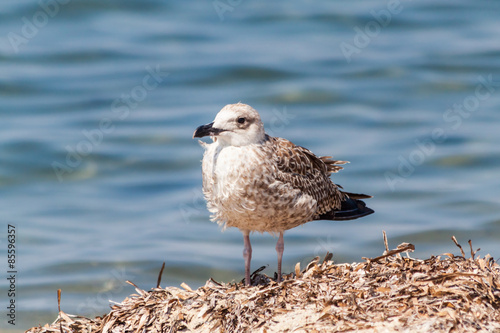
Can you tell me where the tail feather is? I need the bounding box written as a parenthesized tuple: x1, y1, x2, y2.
(320, 156, 349, 174)
(316, 196, 374, 221)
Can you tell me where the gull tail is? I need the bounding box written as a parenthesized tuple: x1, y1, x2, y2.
(316, 195, 374, 221)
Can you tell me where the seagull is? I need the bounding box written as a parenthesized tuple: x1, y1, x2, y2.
(193, 103, 374, 286)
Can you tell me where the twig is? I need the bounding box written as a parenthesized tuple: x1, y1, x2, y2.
(208, 277, 222, 286)
(157, 262, 166, 288)
(57, 289, 61, 313)
(126, 280, 139, 288)
(57, 289, 63, 333)
(468, 240, 480, 260)
(363, 243, 415, 264)
(420, 272, 484, 282)
(322, 252, 333, 264)
(383, 231, 389, 254)
(452, 236, 466, 257)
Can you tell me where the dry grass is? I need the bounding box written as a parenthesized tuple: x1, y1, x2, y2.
(27, 236, 500, 332)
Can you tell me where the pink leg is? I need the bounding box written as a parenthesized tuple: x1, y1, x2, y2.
(276, 231, 284, 283)
(243, 231, 252, 286)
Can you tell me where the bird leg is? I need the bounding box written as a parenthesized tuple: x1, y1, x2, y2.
(276, 231, 284, 283)
(243, 231, 252, 286)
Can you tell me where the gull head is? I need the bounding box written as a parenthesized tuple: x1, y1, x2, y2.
(193, 103, 266, 146)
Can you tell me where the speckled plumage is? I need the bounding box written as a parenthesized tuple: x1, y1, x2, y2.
(193, 103, 373, 285)
(201, 135, 350, 233)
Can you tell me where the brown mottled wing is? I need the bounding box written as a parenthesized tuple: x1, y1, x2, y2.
(268, 136, 348, 216)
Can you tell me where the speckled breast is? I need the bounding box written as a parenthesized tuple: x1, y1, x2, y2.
(202, 143, 317, 233)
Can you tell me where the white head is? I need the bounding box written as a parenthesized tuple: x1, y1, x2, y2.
(193, 103, 266, 146)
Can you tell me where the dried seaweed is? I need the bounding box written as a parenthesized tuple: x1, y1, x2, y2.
(26, 236, 500, 333)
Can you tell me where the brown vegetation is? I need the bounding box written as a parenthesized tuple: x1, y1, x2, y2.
(27, 236, 500, 332)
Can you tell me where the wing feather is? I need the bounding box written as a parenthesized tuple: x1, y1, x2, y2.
(267, 136, 347, 215)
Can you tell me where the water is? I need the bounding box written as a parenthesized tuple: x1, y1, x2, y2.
(1, 0, 500, 331)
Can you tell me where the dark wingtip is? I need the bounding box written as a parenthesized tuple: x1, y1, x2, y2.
(316, 198, 374, 221)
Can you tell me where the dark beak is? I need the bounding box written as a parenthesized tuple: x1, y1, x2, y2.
(192, 122, 224, 138)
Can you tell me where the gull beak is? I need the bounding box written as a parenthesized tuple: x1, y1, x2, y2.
(192, 122, 224, 138)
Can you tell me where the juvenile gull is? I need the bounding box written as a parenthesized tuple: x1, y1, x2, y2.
(193, 103, 374, 286)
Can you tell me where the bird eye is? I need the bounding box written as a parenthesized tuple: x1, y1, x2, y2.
(237, 117, 246, 124)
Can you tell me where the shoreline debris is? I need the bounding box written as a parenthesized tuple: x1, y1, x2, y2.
(26, 235, 500, 332)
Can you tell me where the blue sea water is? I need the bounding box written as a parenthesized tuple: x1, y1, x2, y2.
(1, 0, 500, 331)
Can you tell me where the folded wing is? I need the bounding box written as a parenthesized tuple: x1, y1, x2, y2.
(267, 135, 374, 221)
